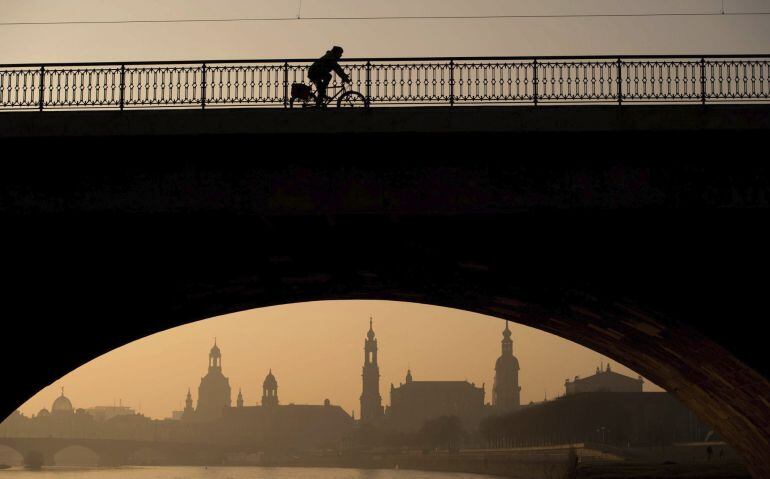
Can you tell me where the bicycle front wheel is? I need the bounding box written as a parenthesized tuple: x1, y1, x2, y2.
(336, 91, 369, 109)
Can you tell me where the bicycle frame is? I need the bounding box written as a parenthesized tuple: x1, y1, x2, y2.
(316, 83, 351, 106)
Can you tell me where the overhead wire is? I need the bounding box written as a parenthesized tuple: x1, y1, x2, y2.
(1, 1, 767, 27)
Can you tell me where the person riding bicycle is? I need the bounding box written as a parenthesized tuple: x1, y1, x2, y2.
(308, 46, 351, 108)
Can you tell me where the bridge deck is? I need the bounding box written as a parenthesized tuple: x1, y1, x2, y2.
(2, 104, 769, 138)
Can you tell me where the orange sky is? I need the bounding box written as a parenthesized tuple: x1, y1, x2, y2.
(1, 0, 769, 63)
(20, 301, 662, 420)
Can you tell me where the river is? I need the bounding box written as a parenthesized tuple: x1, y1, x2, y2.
(0, 467, 503, 479)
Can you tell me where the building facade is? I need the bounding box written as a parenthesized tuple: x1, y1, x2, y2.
(565, 363, 644, 395)
(387, 370, 487, 433)
(217, 369, 354, 450)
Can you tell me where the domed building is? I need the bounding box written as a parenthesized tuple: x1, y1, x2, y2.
(492, 321, 521, 411)
(52, 388, 74, 416)
(37, 408, 50, 418)
(194, 339, 232, 422)
(262, 369, 279, 407)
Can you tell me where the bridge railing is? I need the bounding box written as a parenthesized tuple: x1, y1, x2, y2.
(1, 55, 768, 111)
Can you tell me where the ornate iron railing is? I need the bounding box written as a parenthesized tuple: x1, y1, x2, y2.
(1, 55, 768, 111)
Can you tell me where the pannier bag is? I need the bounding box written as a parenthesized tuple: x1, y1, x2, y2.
(291, 83, 312, 100)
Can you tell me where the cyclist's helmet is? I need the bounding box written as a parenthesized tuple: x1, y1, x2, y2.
(331, 46, 344, 57)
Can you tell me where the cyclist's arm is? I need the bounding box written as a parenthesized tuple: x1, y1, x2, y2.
(332, 62, 351, 82)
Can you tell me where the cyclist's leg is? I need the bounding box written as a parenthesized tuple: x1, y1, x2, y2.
(312, 79, 324, 107)
(318, 74, 332, 107)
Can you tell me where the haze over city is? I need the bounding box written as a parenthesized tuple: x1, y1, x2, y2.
(20, 301, 661, 420)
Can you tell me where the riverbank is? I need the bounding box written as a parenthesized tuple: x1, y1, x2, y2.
(252, 443, 748, 479)
(576, 462, 750, 479)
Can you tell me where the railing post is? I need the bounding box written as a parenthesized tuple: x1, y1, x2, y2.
(119, 64, 126, 111)
(449, 60, 455, 106)
(201, 63, 207, 110)
(365, 60, 372, 105)
(38, 66, 45, 111)
(533, 59, 538, 106)
(700, 57, 707, 105)
(617, 58, 623, 105)
(283, 62, 289, 108)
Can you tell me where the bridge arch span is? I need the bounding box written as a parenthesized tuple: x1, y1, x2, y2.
(0, 444, 24, 466)
(3, 126, 770, 476)
(53, 445, 100, 467)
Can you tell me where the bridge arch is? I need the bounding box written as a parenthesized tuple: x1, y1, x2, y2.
(53, 445, 100, 467)
(3, 127, 769, 477)
(0, 444, 23, 466)
(14, 294, 770, 477)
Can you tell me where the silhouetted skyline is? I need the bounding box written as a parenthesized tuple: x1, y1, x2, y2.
(19, 301, 662, 420)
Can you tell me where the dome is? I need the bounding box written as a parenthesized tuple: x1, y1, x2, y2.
(210, 340, 221, 358)
(52, 392, 73, 414)
(263, 369, 277, 388)
(495, 354, 520, 371)
(37, 408, 50, 417)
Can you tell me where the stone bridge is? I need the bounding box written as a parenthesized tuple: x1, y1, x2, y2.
(0, 437, 226, 466)
(2, 101, 770, 475)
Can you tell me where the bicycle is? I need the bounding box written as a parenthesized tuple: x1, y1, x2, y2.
(290, 81, 369, 109)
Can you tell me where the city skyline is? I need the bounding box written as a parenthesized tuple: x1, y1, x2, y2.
(19, 301, 662, 420)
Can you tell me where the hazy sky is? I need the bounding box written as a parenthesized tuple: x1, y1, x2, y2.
(20, 301, 662, 420)
(1, 0, 770, 63)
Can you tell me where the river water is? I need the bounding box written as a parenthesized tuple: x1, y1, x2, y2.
(0, 467, 501, 479)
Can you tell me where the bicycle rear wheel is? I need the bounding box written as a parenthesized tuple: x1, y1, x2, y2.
(336, 91, 369, 109)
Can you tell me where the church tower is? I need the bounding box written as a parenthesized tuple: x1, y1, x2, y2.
(360, 318, 383, 423)
(262, 369, 279, 408)
(182, 388, 195, 420)
(493, 321, 521, 411)
(236, 388, 244, 408)
(196, 339, 232, 421)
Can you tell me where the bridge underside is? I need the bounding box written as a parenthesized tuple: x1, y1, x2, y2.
(2, 116, 770, 476)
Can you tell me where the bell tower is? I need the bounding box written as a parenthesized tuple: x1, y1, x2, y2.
(360, 318, 383, 423)
(493, 321, 521, 411)
(262, 369, 279, 408)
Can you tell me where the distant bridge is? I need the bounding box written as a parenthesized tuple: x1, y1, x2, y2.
(0, 437, 227, 467)
(1, 55, 768, 111)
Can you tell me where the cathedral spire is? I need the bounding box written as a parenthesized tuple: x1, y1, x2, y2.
(367, 317, 375, 340)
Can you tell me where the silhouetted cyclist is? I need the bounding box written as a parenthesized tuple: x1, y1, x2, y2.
(308, 46, 351, 108)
